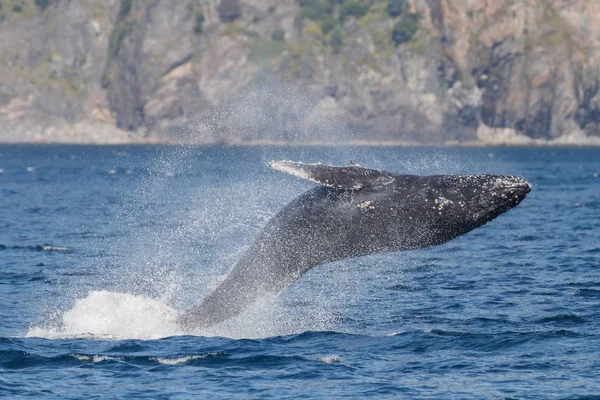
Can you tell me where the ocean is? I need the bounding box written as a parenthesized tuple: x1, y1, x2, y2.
(1, 145, 599, 399)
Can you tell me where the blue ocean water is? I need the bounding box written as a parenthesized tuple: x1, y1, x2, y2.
(0, 145, 599, 399)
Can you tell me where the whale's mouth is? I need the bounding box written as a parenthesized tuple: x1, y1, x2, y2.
(498, 179, 532, 200)
(485, 175, 531, 200)
(473, 177, 531, 221)
(498, 184, 531, 200)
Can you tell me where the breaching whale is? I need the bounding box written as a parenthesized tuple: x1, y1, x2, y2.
(178, 161, 531, 328)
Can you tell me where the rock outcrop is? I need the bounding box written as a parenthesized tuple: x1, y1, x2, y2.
(0, 0, 599, 144)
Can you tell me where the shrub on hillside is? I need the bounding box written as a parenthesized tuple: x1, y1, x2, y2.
(218, 0, 241, 22)
(340, 2, 369, 21)
(320, 14, 338, 35)
(119, 0, 132, 19)
(35, 0, 50, 10)
(386, 0, 407, 17)
(391, 13, 420, 46)
(330, 27, 343, 54)
(194, 11, 205, 34)
(300, 0, 332, 20)
(271, 27, 285, 41)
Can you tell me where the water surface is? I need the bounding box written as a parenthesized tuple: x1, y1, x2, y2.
(1, 145, 599, 398)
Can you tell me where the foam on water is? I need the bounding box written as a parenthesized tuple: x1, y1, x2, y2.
(26, 288, 338, 340)
(71, 354, 125, 363)
(150, 355, 213, 365)
(318, 355, 342, 364)
(27, 291, 182, 340)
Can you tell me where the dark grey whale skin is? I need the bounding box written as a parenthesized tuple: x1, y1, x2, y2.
(178, 164, 531, 329)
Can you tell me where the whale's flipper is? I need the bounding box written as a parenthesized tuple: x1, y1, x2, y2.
(269, 160, 395, 190)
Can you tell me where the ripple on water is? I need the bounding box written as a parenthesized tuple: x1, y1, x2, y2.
(573, 288, 600, 298)
(0, 244, 73, 253)
(534, 314, 588, 324)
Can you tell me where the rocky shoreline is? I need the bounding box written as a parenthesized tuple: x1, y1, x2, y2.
(1, 1, 600, 146)
(2, 124, 599, 146)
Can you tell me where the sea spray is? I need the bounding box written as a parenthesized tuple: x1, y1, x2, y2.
(26, 289, 338, 340)
(27, 291, 181, 340)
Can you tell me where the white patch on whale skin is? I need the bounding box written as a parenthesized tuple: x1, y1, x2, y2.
(269, 160, 395, 190)
(269, 160, 316, 180)
(269, 160, 362, 189)
(436, 196, 453, 211)
(358, 200, 373, 209)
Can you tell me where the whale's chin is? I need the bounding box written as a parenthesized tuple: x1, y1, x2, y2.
(474, 182, 531, 223)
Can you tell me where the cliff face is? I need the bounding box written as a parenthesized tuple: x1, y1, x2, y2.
(0, 0, 599, 144)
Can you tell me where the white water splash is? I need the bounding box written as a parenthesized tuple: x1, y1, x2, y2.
(27, 291, 183, 340)
(26, 288, 338, 340)
(319, 355, 342, 364)
(71, 354, 125, 363)
(316, 354, 356, 368)
(150, 355, 213, 365)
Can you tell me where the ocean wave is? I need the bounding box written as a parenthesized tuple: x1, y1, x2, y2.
(70, 354, 124, 363)
(535, 314, 587, 324)
(573, 288, 600, 298)
(0, 244, 72, 253)
(150, 354, 219, 365)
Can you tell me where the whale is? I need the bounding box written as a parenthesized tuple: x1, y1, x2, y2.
(178, 161, 531, 328)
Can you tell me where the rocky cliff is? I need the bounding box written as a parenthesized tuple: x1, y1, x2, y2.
(1, 0, 599, 145)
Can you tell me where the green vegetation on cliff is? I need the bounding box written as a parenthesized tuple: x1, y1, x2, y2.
(194, 11, 205, 34)
(34, 0, 49, 10)
(386, 0, 407, 17)
(392, 13, 420, 46)
(218, 0, 241, 23)
(340, 2, 369, 21)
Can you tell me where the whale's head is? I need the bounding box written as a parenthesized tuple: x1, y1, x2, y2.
(373, 173, 532, 248)
(332, 173, 531, 253)
(458, 174, 532, 224)
(269, 161, 531, 251)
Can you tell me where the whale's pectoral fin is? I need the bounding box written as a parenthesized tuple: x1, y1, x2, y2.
(269, 160, 395, 190)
